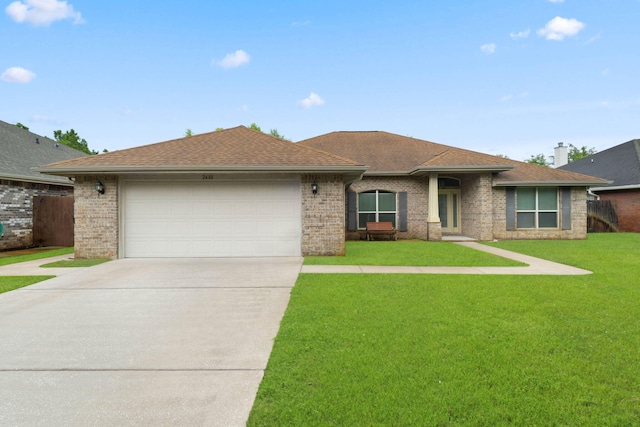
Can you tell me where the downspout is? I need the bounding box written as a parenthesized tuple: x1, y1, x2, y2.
(588, 188, 600, 200)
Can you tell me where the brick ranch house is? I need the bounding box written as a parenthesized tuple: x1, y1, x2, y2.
(37, 126, 607, 259)
(0, 120, 87, 250)
(559, 139, 640, 233)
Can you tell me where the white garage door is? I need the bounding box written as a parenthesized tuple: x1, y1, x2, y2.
(123, 180, 301, 257)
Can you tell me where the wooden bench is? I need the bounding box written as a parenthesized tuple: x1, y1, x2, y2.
(366, 222, 398, 241)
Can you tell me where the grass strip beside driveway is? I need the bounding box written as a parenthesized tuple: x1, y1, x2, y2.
(40, 259, 111, 268)
(0, 276, 55, 294)
(304, 240, 523, 266)
(249, 234, 640, 425)
(0, 247, 74, 267)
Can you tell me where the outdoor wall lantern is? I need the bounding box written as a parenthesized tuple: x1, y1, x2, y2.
(311, 182, 318, 195)
(95, 181, 105, 195)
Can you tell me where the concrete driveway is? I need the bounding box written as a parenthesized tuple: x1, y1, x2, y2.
(0, 257, 302, 426)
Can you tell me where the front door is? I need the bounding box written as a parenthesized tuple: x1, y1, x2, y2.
(438, 190, 460, 233)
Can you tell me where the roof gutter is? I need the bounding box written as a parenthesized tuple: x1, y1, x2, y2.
(34, 165, 370, 176)
(493, 180, 611, 187)
(362, 165, 516, 177)
(408, 165, 515, 175)
(0, 172, 74, 186)
(590, 184, 640, 192)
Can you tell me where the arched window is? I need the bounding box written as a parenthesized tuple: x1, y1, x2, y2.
(438, 177, 460, 188)
(358, 190, 396, 229)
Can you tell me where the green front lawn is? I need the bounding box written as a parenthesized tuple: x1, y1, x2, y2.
(249, 234, 640, 426)
(0, 247, 74, 267)
(304, 240, 523, 266)
(0, 276, 55, 294)
(40, 258, 111, 268)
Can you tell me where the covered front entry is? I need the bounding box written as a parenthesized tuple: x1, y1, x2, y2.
(122, 179, 302, 257)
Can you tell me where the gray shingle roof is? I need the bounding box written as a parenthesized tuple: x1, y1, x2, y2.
(0, 120, 88, 185)
(558, 139, 640, 188)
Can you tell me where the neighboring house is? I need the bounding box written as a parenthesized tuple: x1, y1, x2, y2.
(0, 120, 88, 250)
(37, 126, 607, 259)
(558, 139, 640, 232)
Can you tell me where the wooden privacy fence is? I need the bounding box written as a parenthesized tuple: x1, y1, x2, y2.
(587, 200, 619, 232)
(32, 196, 74, 247)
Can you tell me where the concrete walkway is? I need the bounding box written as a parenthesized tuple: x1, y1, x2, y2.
(301, 242, 592, 275)
(0, 257, 302, 427)
(0, 253, 79, 277)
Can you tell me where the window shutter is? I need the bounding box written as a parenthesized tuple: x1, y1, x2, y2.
(506, 187, 516, 231)
(398, 192, 408, 232)
(347, 191, 357, 232)
(561, 187, 572, 230)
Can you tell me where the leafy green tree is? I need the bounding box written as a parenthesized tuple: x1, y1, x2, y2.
(526, 153, 551, 167)
(568, 144, 596, 163)
(53, 129, 96, 155)
(185, 129, 194, 137)
(269, 128, 288, 140)
(248, 123, 262, 132)
(15, 122, 29, 131)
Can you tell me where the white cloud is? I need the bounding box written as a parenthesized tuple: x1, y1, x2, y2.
(480, 43, 496, 54)
(215, 50, 250, 69)
(6, 0, 84, 26)
(292, 20, 311, 27)
(31, 114, 60, 124)
(500, 92, 529, 102)
(238, 104, 249, 112)
(537, 16, 585, 40)
(510, 29, 530, 39)
(298, 92, 325, 109)
(548, 0, 564, 3)
(585, 32, 602, 44)
(1, 66, 36, 83)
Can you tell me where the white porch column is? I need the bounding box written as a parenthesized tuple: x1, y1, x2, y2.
(428, 172, 439, 222)
(427, 172, 442, 241)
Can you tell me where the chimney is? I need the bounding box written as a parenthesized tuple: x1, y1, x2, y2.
(554, 142, 568, 167)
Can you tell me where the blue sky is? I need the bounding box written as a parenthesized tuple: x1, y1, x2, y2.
(2, 0, 638, 160)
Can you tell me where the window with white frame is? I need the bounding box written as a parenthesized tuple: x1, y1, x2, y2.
(516, 187, 558, 228)
(358, 190, 396, 229)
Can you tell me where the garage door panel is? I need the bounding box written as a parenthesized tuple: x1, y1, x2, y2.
(234, 201, 256, 216)
(124, 180, 301, 257)
(192, 202, 214, 216)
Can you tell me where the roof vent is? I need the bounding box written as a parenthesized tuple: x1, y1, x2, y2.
(55, 143, 59, 148)
(35, 138, 40, 144)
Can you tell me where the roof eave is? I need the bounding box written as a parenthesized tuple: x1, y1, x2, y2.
(363, 165, 516, 177)
(0, 172, 74, 186)
(35, 165, 369, 176)
(493, 180, 609, 187)
(590, 184, 640, 191)
(363, 170, 412, 176)
(409, 165, 515, 175)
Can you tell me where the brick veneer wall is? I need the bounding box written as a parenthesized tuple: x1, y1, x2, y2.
(492, 186, 588, 240)
(347, 176, 429, 240)
(0, 180, 72, 250)
(597, 189, 640, 232)
(460, 173, 494, 240)
(74, 175, 119, 259)
(301, 174, 346, 255)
